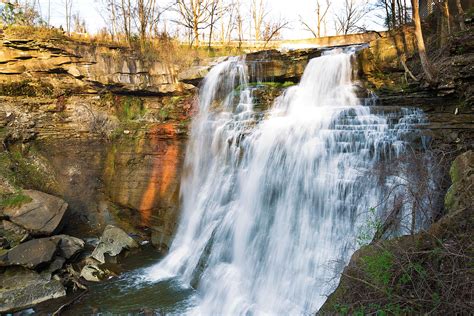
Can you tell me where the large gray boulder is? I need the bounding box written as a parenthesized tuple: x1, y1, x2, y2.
(50, 234, 85, 259)
(3, 190, 67, 236)
(0, 237, 58, 269)
(0, 266, 66, 313)
(91, 225, 138, 263)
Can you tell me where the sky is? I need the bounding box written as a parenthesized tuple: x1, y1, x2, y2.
(33, 0, 385, 40)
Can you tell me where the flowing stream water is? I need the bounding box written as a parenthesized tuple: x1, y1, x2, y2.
(63, 49, 429, 315)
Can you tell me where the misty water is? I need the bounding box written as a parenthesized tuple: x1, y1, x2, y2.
(64, 49, 428, 315)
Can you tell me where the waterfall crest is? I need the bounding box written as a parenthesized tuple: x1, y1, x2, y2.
(145, 51, 426, 315)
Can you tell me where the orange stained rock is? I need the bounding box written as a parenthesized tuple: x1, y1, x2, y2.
(139, 123, 179, 226)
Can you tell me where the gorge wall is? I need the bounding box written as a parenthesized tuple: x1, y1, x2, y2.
(0, 28, 472, 250)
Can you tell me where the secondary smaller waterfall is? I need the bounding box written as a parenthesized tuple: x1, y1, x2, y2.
(145, 50, 428, 315)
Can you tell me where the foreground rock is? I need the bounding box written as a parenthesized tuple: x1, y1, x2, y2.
(91, 225, 139, 263)
(0, 220, 29, 249)
(80, 264, 107, 282)
(3, 190, 67, 236)
(50, 234, 85, 259)
(0, 237, 57, 269)
(0, 266, 66, 313)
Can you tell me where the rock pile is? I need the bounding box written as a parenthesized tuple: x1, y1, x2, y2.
(0, 190, 139, 313)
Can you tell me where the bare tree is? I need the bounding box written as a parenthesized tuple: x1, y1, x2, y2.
(97, 0, 118, 40)
(120, 0, 132, 42)
(235, 0, 244, 46)
(135, 0, 156, 46)
(250, 0, 267, 41)
(207, 0, 223, 47)
(220, 0, 238, 43)
(300, 0, 331, 38)
(64, 0, 73, 34)
(72, 11, 86, 33)
(174, 0, 214, 46)
(410, 0, 436, 83)
(262, 17, 289, 47)
(334, 0, 372, 35)
(434, 0, 451, 47)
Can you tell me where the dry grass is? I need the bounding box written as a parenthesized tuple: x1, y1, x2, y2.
(1, 24, 244, 70)
(2, 24, 65, 40)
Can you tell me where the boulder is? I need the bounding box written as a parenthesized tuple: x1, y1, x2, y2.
(178, 56, 229, 85)
(0, 220, 29, 249)
(80, 264, 106, 282)
(43, 256, 66, 276)
(50, 234, 85, 259)
(0, 237, 58, 269)
(0, 266, 66, 313)
(3, 190, 68, 236)
(91, 225, 138, 263)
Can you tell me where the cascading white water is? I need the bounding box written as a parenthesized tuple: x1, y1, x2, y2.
(145, 50, 427, 315)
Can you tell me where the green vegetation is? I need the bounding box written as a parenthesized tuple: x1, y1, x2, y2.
(465, 7, 474, 19)
(356, 207, 383, 246)
(0, 191, 32, 208)
(100, 93, 145, 122)
(120, 96, 145, 121)
(362, 250, 394, 287)
(334, 302, 412, 316)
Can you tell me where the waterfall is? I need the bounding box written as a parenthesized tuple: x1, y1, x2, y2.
(144, 50, 427, 315)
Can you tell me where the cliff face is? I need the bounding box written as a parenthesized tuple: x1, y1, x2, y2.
(0, 34, 322, 249)
(355, 27, 474, 152)
(0, 92, 192, 249)
(1, 29, 472, 251)
(0, 38, 194, 95)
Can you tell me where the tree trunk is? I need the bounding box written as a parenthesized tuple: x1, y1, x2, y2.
(391, 0, 397, 29)
(194, 18, 199, 46)
(455, 0, 466, 31)
(383, 0, 391, 29)
(411, 0, 436, 83)
(316, 1, 321, 37)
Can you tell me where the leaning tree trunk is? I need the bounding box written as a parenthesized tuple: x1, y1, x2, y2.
(411, 0, 436, 83)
